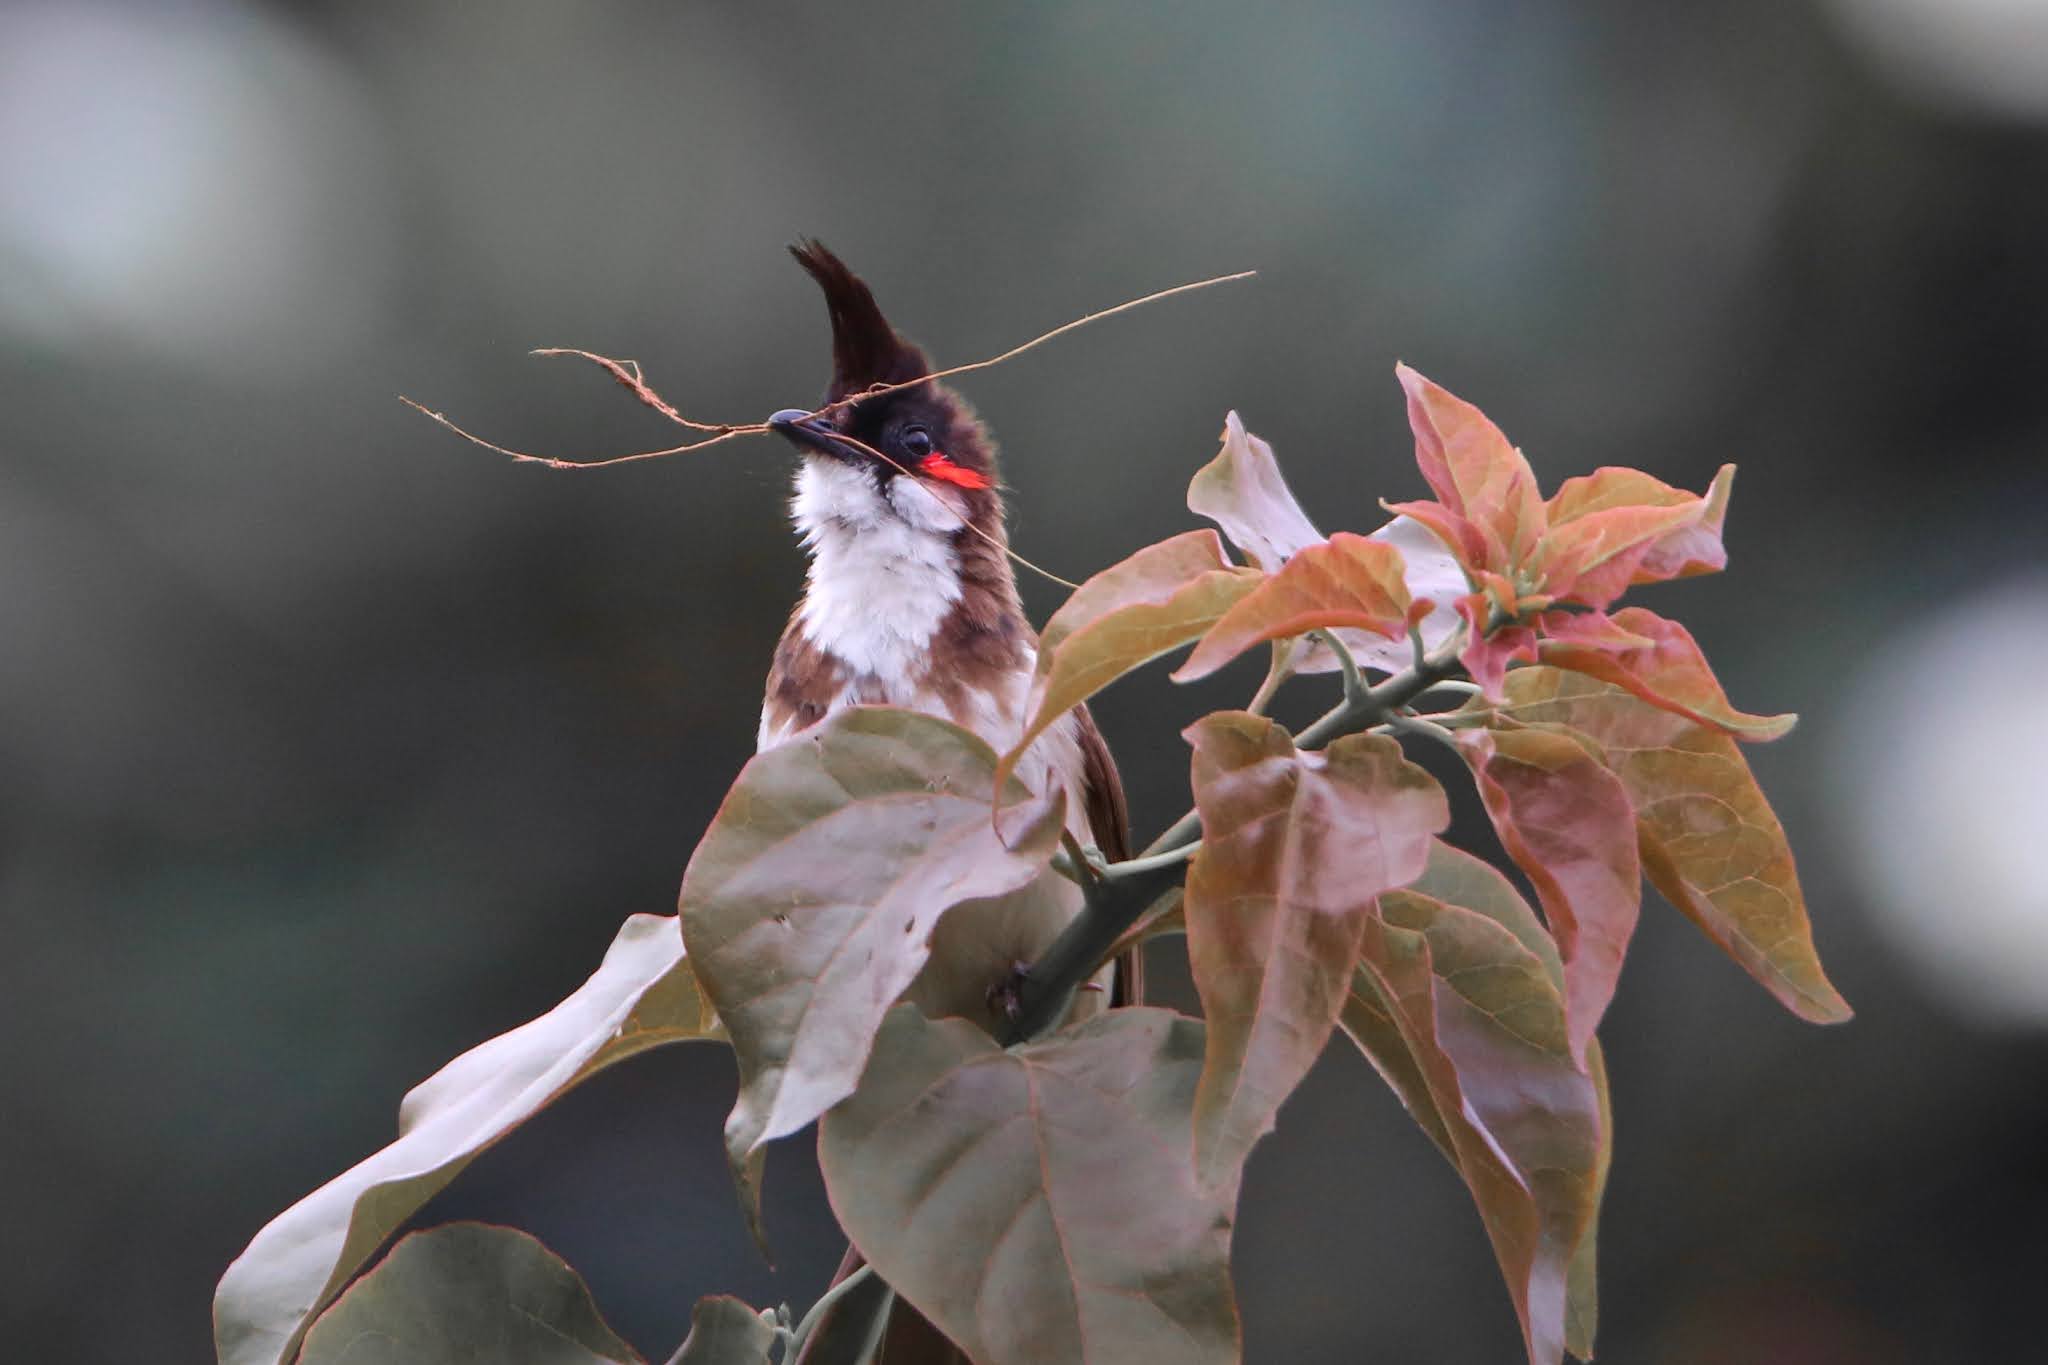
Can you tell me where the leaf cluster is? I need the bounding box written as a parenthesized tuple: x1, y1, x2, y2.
(216, 369, 1847, 1365)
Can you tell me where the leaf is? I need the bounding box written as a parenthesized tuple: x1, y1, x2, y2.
(1343, 844, 1612, 1360)
(214, 915, 719, 1365)
(1458, 726, 1642, 1062)
(1345, 893, 1601, 1365)
(1546, 464, 1733, 582)
(1173, 533, 1420, 682)
(678, 708, 1068, 1232)
(1536, 502, 1714, 609)
(1456, 583, 1540, 699)
(1539, 607, 1796, 740)
(672, 1296, 781, 1365)
(1396, 363, 1546, 568)
(1000, 530, 1261, 793)
(1363, 514, 1470, 666)
(1536, 465, 1734, 608)
(298, 1223, 644, 1365)
(1182, 714, 1447, 1193)
(1187, 410, 1323, 570)
(1407, 839, 1564, 977)
(1502, 667, 1852, 1024)
(1565, 1041, 1612, 1362)
(1277, 517, 1470, 679)
(1184, 411, 1463, 677)
(819, 1006, 1240, 1365)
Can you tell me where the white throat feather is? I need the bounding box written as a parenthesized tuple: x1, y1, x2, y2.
(789, 458, 964, 686)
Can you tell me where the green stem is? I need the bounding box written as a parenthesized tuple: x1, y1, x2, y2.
(786, 1264, 892, 1365)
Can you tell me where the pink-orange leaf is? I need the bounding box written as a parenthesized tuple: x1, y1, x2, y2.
(1503, 667, 1851, 1024)
(1457, 584, 1540, 698)
(1459, 726, 1642, 1062)
(1183, 714, 1447, 1196)
(1536, 609, 1656, 653)
(1397, 363, 1546, 568)
(1174, 532, 1420, 682)
(998, 530, 1261, 794)
(1187, 410, 1323, 570)
(1538, 501, 1716, 608)
(1545, 463, 1734, 585)
(1382, 496, 1492, 576)
(1540, 607, 1795, 740)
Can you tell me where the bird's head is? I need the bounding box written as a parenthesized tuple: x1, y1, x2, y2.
(769, 240, 999, 505)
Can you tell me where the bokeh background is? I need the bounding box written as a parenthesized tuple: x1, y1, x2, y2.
(7, 2, 2048, 1361)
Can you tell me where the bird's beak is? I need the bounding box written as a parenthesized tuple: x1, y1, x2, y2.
(768, 408, 859, 464)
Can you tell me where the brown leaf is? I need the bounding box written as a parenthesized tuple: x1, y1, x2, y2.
(1502, 668, 1851, 1023)
(1459, 726, 1642, 1062)
(679, 708, 1068, 1235)
(1173, 533, 1420, 682)
(999, 530, 1260, 794)
(820, 1006, 1240, 1365)
(1183, 714, 1447, 1194)
(1187, 410, 1324, 570)
(1346, 890, 1601, 1365)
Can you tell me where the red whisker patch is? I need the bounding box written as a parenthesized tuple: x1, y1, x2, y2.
(920, 455, 991, 490)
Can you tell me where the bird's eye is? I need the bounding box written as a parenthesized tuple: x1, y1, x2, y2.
(900, 426, 933, 458)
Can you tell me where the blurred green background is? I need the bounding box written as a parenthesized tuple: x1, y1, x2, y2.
(6, 2, 2047, 1361)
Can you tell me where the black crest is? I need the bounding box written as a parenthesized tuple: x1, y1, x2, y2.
(789, 240, 932, 402)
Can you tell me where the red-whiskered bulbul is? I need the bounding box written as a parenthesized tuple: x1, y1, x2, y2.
(763, 240, 1137, 1026)
(766, 243, 1136, 1364)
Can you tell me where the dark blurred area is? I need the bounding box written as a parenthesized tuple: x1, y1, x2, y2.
(6, 2, 2048, 1361)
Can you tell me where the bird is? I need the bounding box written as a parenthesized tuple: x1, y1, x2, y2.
(763, 242, 1137, 1364)
(761, 239, 1138, 1026)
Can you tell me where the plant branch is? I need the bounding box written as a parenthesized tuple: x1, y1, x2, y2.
(400, 271, 1253, 473)
(1003, 633, 1469, 1044)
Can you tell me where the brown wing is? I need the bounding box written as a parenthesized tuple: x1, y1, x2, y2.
(1071, 701, 1129, 860)
(1073, 702, 1143, 1006)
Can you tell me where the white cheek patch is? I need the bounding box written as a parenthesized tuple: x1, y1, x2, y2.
(887, 475, 969, 534)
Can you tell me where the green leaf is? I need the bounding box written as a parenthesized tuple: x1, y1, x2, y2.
(1406, 839, 1563, 977)
(1501, 667, 1851, 1023)
(998, 530, 1261, 794)
(671, 1295, 780, 1365)
(1183, 714, 1446, 1194)
(1458, 725, 1641, 1063)
(1392, 840, 1614, 1360)
(1565, 1041, 1612, 1362)
(678, 708, 1069, 1237)
(214, 915, 719, 1365)
(819, 1006, 1240, 1365)
(1344, 890, 1601, 1365)
(297, 1223, 643, 1365)
(1172, 533, 1419, 683)
(1186, 410, 1323, 571)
